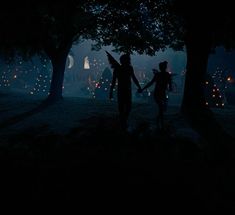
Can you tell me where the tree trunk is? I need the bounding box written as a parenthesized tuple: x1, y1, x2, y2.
(179, 25, 233, 159)
(181, 31, 211, 114)
(47, 42, 72, 101)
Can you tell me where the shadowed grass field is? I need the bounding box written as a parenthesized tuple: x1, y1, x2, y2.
(0, 91, 234, 211)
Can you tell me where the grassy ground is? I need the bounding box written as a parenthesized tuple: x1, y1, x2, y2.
(0, 91, 235, 210)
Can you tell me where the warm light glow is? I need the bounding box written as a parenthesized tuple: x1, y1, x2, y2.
(84, 56, 90, 70)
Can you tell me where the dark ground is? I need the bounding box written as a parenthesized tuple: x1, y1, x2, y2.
(0, 91, 235, 211)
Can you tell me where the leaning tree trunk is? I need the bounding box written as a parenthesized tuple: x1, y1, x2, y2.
(181, 30, 212, 114)
(47, 42, 72, 101)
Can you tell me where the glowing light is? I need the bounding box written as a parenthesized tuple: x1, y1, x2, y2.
(206, 102, 208, 105)
(205, 81, 209, 85)
(67, 54, 74, 69)
(13, 75, 17, 79)
(84, 56, 90, 70)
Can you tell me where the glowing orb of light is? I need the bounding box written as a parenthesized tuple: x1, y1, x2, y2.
(227, 76, 232, 82)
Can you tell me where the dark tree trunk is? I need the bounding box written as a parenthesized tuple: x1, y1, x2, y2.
(46, 41, 72, 101)
(181, 31, 212, 114)
(180, 30, 235, 158)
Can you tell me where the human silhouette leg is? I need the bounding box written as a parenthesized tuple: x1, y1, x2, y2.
(125, 99, 132, 123)
(118, 100, 127, 130)
(157, 102, 164, 130)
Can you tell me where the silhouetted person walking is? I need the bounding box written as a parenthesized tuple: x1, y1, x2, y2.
(108, 53, 141, 130)
(140, 61, 172, 130)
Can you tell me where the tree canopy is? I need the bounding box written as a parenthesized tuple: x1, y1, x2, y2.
(87, 0, 184, 55)
(0, 1, 99, 99)
(0, 1, 97, 59)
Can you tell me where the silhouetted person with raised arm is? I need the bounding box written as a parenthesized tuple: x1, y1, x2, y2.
(140, 61, 172, 130)
(109, 53, 141, 130)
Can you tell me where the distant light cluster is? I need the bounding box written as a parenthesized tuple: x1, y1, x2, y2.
(0, 55, 52, 96)
(204, 67, 233, 108)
